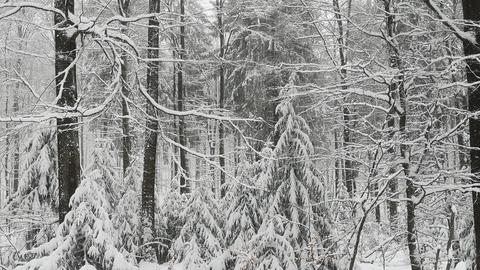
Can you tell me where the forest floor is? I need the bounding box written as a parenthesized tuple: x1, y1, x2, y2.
(138, 252, 468, 270)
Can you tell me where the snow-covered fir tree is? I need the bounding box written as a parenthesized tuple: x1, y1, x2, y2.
(3, 123, 58, 255)
(235, 215, 297, 270)
(87, 139, 122, 206)
(112, 163, 142, 262)
(173, 186, 224, 269)
(15, 151, 136, 270)
(240, 75, 336, 269)
(223, 151, 266, 268)
(8, 122, 57, 211)
(157, 180, 188, 263)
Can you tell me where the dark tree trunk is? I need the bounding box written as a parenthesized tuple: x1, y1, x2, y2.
(119, 0, 132, 175)
(4, 96, 9, 202)
(334, 128, 340, 198)
(12, 70, 19, 194)
(456, 95, 468, 169)
(178, 0, 189, 194)
(217, 0, 226, 198)
(445, 204, 458, 270)
(172, 48, 178, 178)
(54, 0, 80, 223)
(333, 0, 356, 197)
(141, 0, 160, 254)
(400, 78, 421, 270)
(384, 0, 399, 228)
(461, 1, 480, 269)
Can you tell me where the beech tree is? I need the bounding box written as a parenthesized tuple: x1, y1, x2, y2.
(54, 0, 80, 223)
(461, 1, 480, 268)
(141, 0, 161, 259)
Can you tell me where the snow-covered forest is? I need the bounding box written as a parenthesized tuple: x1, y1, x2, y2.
(0, 0, 479, 269)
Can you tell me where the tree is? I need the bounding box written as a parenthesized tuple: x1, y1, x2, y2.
(7, 123, 57, 249)
(246, 75, 336, 269)
(118, 0, 132, 175)
(15, 168, 137, 270)
(141, 0, 161, 259)
(112, 164, 141, 262)
(382, 0, 401, 227)
(217, 0, 226, 198)
(54, 0, 81, 223)
(173, 186, 223, 269)
(225, 0, 318, 151)
(178, 0, 189, 194)
(460, 1, 480, 268)
(224, 157, 263, 267)
(332, 0, 357, 198)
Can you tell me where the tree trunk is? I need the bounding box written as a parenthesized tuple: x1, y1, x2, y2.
(12, 66, 20, 194)
(384, 0, 400, 228)
(333, 0, 356, 197)
(217, 0, 226, 198)
(178, 0, 189, 194)
(4, 96, 9, 203)
(119, 0, 132, 175)
(334, 128, 340, 198)
(399, 74, 421, 270)
(461, 1, 480, 269)
(172, 48, 178, 178)
(141, 0, 160, 257)
(55, 0, 80, 223)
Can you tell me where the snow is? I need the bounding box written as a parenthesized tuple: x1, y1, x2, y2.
(357, 263, 411, 270)
(455, 262, 466, 270)
(358, 250, 411, 270)
(139, 261, 184, 270)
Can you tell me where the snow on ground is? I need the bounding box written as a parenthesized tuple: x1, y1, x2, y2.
(357, 250, 466, 270)
(357, 262, 411, 270)
(139, 261, 184, 270)
(357, 249, 411, 270)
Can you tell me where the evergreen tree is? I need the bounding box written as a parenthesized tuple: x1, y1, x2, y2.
(9, 122, 57, 211)
(16, 156, 135, 269)
(244, 75, 336, 269)
(157, 182, 187, 263)
(173, 186, 224, 269)
(225, 0, 318, 149)
(112, 163, 142, 261)
(88, 140, 122, 206)
(235, 216, 297, 270)
(225, 159, 263, 252)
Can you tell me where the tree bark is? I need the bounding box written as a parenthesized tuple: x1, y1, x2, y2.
(4, 96, 9, 203)
(333, 0, 356, 197)
(55, 0, 80, 223)
(217, 0, 226, 198)
(461, 1, 480, 269)
(398, 60, 421, 270)
(119, 0, 132, 175)
(384, 0, 400, 228)
(178, 0, 189, 194)
(141, 0, 160, 254)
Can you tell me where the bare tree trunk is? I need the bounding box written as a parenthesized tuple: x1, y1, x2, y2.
(4, 96, 9, 202)
(384, 0, 400, 228)
(55, 0, 80, 223)
(333, 0, 356, 197)
(141, 0, 160, 259)
(461, 1, 480, 269)
(172, 48, 178, 178)
(119, 0, 132, 175)
(178, 0, 189, 194)
(334, 128, 340, 198)
(217, 0, 226, 198)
